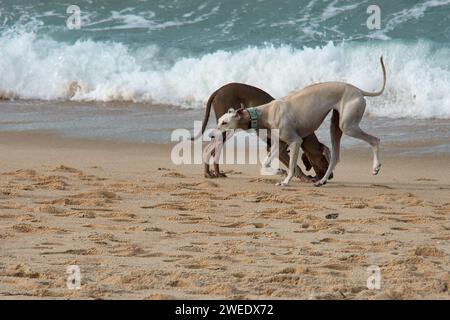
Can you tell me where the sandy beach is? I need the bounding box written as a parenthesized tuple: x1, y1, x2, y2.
(1, 0, 450, 305)
(0, 131, 448, 300)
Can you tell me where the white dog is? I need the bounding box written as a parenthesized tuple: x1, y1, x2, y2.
(216, 57, 386, 187)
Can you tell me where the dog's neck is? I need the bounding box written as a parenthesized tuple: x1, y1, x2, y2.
(246, 108, 258, 130)
(249, 104, 272, 130)
(234, 105, 271, 131)
(234, 110, 250, 130)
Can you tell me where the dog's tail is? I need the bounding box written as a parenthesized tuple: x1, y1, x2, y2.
(361, 56, 386, 97)
(191, 89, 217, 141)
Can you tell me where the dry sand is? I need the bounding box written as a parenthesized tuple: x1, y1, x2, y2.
(0, 132, 448, 299)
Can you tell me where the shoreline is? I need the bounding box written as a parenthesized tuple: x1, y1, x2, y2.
(1, 100, 449, 155)
(1, 129, 450, 159)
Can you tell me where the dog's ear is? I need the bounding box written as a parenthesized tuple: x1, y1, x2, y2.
(235, 107, 245, 118)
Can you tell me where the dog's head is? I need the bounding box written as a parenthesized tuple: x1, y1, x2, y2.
(216, 108, 246, 133)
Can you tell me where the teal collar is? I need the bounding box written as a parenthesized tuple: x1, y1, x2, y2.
(247, 107, 258, 130)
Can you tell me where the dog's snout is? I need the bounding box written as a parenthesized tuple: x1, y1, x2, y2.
(209, 130, 218, 138)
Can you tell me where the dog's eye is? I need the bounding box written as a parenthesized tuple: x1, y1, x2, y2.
(222, 121, 228, 125)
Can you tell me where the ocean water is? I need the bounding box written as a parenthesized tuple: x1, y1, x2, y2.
(0, 0, 449, 149)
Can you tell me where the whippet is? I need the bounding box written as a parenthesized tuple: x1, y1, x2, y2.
(193, 83, 331, 181)
(216, 57, 386, 187)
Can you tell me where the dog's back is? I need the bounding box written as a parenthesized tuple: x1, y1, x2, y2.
(213, 83, 274, 118)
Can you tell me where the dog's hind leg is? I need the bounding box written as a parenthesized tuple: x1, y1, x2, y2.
(344, 127, 381, 175)
(316, 110, 342, 186)
(301, 136, 332, 181)
(340, 99, 381, 175)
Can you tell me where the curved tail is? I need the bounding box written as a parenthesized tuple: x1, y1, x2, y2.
(361, 56, 387, 97)
(191, 89, 217, 140)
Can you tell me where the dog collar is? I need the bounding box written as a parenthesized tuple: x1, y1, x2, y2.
(247, 108, 258, 130)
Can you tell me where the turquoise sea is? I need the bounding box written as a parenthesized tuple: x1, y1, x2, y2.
(0, 1, 449, 150)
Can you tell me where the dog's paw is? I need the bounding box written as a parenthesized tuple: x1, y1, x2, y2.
(276, 181, 289, 187)
(372, 164, 382, 175)
(215, 172, 227, 178)
(314, 180, 327, 187)
(204, 172, 216, 179)
(297, 175, 315, 183)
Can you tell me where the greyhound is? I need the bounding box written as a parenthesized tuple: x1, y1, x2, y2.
(216, 57, 386, 187)
(193, 83, 331, 181)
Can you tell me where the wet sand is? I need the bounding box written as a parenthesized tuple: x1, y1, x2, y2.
(0, 132, 449, 299)
(1, 100, 449, 154)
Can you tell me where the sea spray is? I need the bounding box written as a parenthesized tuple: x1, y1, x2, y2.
(1, 31, 449, 119)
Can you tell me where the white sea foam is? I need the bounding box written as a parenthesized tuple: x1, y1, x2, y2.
(0, 30, 449, 119)
(321, 0, 360, 20)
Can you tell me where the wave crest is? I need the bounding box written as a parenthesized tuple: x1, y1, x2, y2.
(1, 30, 449, 119)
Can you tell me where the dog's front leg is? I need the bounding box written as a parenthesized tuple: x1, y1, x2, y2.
(262, 142, 279, 168)
(203, 141, 216, 178)
(261, 141, 285, 176)
(203, 131, 226, 178)
(315, 111, 342, 186)
(277, 140, 301, 187)
(213, 131, 231, 177)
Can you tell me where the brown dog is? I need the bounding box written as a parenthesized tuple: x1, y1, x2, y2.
(195, 83, 331, 181)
